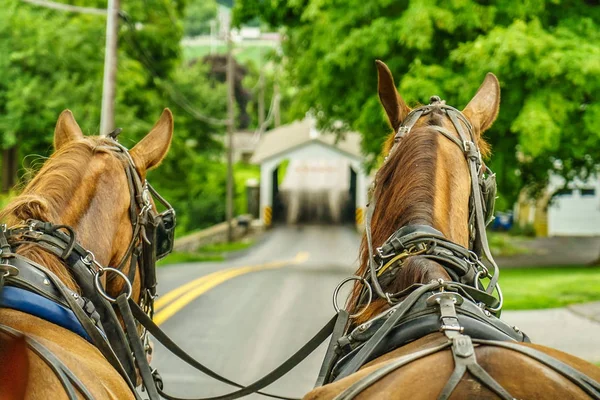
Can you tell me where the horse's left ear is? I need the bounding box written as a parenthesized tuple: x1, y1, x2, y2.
(462, 73, 500, 133)
(130, 109, 173, 171)
(376, 60, 411, 132)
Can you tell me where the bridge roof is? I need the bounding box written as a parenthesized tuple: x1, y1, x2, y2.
(251, 118, 363, 164)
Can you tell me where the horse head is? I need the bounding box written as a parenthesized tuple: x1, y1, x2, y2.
(1, 109, 173, 303)
(349, 61, 500, 323)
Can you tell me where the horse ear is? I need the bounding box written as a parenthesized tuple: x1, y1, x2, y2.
(54, 110, 83, 150)
(463, 73, 500, 133)
(376, 60, 410, 132)
(130, 109, 173, 172)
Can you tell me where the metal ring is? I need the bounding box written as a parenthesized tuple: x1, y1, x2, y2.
(487, 282, 504, 314)
(473, 270, 484, 291)
(94, 267, 132, 302)
(333, 276, 373, 319)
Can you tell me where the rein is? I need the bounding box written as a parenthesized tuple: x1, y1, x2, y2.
(0, 138, 342, 400)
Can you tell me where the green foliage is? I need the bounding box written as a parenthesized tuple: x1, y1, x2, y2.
(183, 0, 218, 37)
(234, 162, 260, 214)
(234, 0, 600, 207)
(0, 0, 238, 235)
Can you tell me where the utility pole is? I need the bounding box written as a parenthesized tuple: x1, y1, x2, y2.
(99, 0, 120, 135)
(258, 51, 265, 129)
(226, 31, 235, 242)
(274, 80, 281, 128)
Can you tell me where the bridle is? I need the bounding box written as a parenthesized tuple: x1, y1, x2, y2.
(359, 96, 502, 315)
(0, 135, 176, 397)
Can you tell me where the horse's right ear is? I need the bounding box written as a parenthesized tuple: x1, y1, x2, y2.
(376, 60, 410, 132)
(130, 108, 173, 172)
(54, 110, 84, 150)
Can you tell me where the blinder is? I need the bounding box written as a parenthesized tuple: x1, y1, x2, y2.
(146, 184, 176, 261)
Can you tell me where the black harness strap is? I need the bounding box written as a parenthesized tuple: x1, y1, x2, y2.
(8, 253, 142, 400)
(117, 295, 161, 399)
(335, 282, 440, 380)
(332, 341, 452, 400)
(314, 310, 349, 387)
(438, 335, 514, 400)
(474, 339, 600, 399)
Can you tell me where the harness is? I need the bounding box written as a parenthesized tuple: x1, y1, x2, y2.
(0, 107, 598, 400)
(359, 97, 501, 317)
(312, 97, 600, 398)
(0, 137, 176, 399)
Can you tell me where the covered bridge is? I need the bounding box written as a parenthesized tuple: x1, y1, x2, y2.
(251, 118, 368, 228)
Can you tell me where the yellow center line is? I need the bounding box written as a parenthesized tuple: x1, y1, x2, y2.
(153, 251, 310, 326)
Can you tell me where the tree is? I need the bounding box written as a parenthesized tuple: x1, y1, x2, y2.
(183, 0, 218, 37)
(0, 0, 234, 234)
(234, 0, 600, 210)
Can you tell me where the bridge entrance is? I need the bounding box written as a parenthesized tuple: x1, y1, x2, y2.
(252, 118, 368, 229)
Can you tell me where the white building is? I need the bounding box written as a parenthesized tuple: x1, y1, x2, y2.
(547, 175, 600, 236)
(516, 174, 600, 237)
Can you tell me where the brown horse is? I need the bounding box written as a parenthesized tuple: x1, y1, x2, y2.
(0, 109, 173, 399)
(305, 62, 600, 399)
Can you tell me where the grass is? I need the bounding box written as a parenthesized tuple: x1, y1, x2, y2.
(157, 252, 224, 266)
(158, 239, 255, 267)
(500, 266, 600, 310)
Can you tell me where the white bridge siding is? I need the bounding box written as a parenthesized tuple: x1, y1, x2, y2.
(547, 176, 600, 236)
(258, 141, 367, 227)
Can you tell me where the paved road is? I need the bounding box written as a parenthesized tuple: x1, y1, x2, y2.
(151, 226, 600, 400)
(153, 225, 360, 399)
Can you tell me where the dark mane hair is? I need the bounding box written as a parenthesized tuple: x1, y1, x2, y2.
(347, 122, 442, 317)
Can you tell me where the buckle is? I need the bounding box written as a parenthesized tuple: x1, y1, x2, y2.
(440, 316, 463, 332)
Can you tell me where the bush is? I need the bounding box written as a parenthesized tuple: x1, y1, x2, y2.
(509, 223, 537, 237)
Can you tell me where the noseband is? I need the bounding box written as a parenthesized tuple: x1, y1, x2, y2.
(360, 96, 502, 315)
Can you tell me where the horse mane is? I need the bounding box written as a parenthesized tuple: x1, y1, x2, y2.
(347, 109, 447, 314)
(0, 138, 112, 292)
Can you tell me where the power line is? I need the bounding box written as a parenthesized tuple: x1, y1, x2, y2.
(120, 15, 230, 126)
(19, 1, 232, 127)
(20, 0, 107, 16)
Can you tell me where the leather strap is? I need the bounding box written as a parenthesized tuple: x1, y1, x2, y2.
(117, 295, 160, 399)
(0, 323, 95, 400)
(474, 339, 600, 399)
(315, 310, 349, 387)
(128, 298, 338, 400)
(332, 341, 452, 400)
(8, 253, 141, 399)
(334, 281, 440, 380)
(438, 335, 514, 400)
